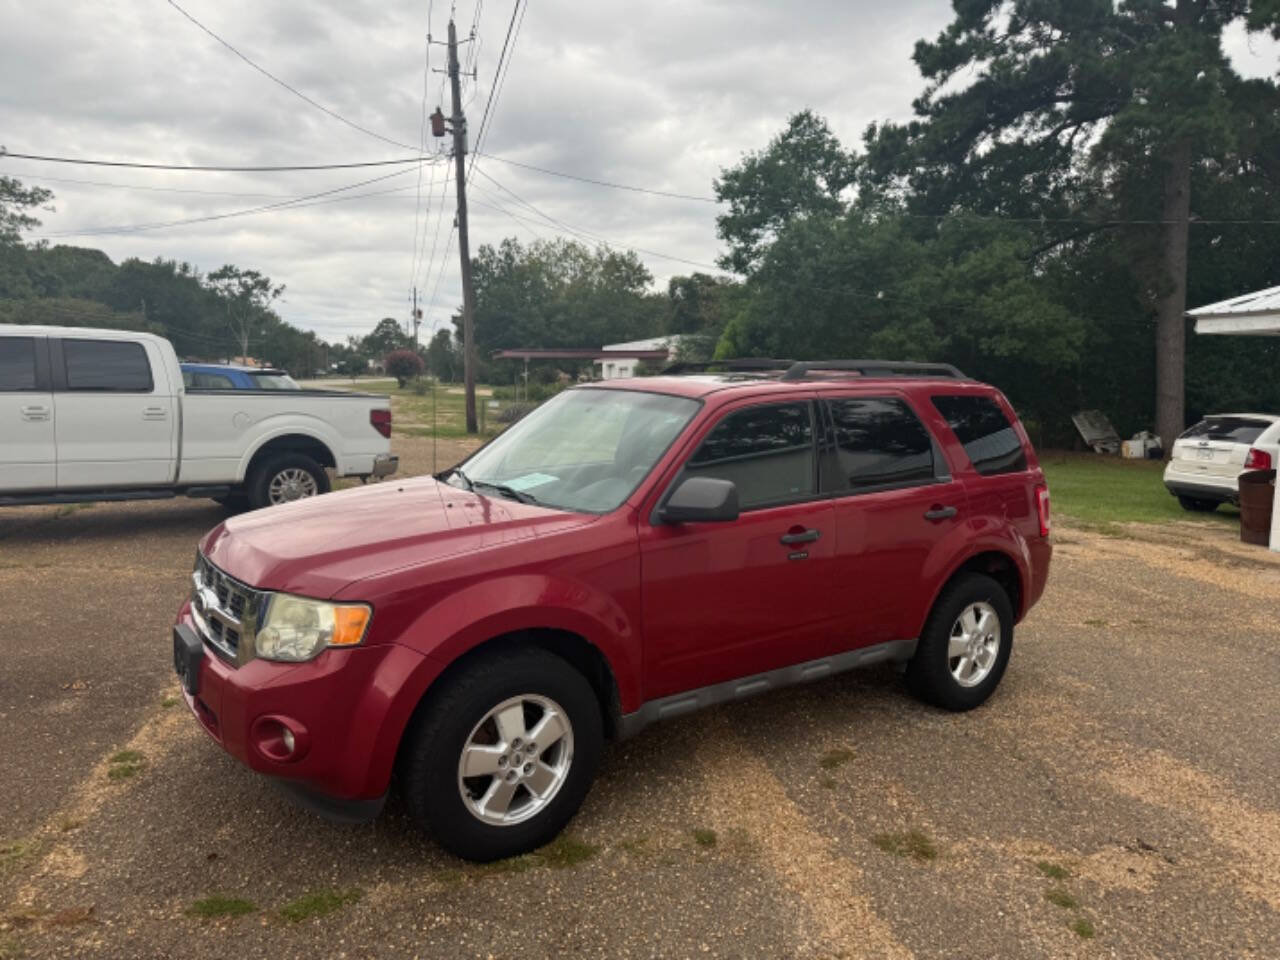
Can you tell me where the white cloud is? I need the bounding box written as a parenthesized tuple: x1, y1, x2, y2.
(3, 0, 951, 343)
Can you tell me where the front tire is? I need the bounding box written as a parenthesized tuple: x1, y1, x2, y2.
(246, 453, 330, 509)
(400, 648, 603, 862)
(1177, 495, 1219, 513)
(906, 573, 1014, 712)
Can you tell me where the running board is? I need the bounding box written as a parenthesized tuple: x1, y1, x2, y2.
(617, 638, 918, 740)
(0, 486, 232, 507)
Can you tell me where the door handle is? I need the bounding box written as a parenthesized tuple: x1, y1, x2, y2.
(924, 505, 958, 522)
(780, 528, 821, 545)
(142, 406, 168, 420)
(20, 405, 50, 421)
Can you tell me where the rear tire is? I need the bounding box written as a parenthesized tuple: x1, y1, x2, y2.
(400, 647, 603, 862)
(906, 573, 1014, 712)
(1177, 495, 1219, 512)
(246, 453, 330, 509)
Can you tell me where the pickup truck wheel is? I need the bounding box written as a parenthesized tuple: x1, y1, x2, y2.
(401, 648, 603, 862)
(247, 454, 330, 509)
(906, 573, 1013, 712)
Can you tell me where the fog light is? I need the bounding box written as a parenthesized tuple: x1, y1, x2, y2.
(281, 727, 296, 754)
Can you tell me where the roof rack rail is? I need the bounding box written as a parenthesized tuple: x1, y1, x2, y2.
(660, 357, 794, 375)
(779, 359, 967, 381)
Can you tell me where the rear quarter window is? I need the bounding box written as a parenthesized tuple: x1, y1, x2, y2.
(931, 394, 1027, 476)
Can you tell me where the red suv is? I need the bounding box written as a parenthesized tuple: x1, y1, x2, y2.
(174, 360, 1052, 861)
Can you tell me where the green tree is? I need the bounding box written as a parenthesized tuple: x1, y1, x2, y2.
(860, 0, 1280, 448)
(714, 111, 857, 275)
(0, 176, 52, 245)
(424, 328, 459, 381)
(361, 317, 408, 360)
(205, 265, 285, 360)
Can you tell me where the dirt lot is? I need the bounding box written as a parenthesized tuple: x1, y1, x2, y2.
(3, 433, 1280, 958)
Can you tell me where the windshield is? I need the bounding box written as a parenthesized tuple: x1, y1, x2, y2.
(248, 372, 300, 390)
(448, 388, 699, 513)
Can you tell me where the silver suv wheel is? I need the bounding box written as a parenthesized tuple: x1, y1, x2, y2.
(456, 694, 574, 827)
(948, 601, 1001, 688)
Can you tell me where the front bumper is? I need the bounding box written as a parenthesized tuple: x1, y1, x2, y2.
(174, 601, 437, 808)
(371, 453, 399, 478)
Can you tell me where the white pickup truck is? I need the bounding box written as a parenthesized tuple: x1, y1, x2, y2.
(0, 325, 397, 510)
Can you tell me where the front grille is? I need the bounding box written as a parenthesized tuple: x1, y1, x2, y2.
(191, 554, 265, 664)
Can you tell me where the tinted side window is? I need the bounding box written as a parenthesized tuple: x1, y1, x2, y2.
(63, 339, 153, 392)
(0, 337, 38, 391)
(932, 394, 1027, 475)
(822, 397, 936, 492)
(686, 402, 814, 509)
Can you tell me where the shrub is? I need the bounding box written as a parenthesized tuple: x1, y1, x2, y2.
(385, 349, 425, 388)
(494, 401, 538, 424)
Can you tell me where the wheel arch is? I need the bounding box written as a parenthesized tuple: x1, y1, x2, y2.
(241, 431, 337, 483)
(917, 545, 1028, 637)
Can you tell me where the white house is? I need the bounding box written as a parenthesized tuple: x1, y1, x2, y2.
(594, 336, 686, 379)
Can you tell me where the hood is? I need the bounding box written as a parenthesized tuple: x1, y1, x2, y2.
(200, 475, 595, 599)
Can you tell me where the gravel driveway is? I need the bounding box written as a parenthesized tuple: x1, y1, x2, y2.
(3, 435, 1279, 958)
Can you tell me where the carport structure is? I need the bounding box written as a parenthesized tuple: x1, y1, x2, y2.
(1188, 284, 1280, 551)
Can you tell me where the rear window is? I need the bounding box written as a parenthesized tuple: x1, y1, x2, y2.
(247, 372, 299, 390)
(0, 337, 38, 391)
(931, 394, 1027, 476)
(62, 339, 153, 392)
(1180, 417, 1271, 445)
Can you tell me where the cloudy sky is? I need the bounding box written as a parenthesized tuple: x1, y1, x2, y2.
(3, 1, 1277, 345)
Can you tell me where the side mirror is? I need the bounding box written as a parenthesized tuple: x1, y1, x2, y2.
(660, 476, 740, 524)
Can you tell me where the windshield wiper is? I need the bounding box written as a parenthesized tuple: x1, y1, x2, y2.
(436, 466, 474, 491)
(471, 479, 540, 505)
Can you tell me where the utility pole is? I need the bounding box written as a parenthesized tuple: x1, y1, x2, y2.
(447, 19, 479, 434)
(411, 286, 422, 351)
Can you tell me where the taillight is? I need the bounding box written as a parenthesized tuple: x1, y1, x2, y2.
(1244, 448, 1273, 471)
(1035, 484, 1051, 537)
(370, 408, 391, 439)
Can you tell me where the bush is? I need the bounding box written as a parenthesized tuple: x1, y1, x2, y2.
(410, 377, 430, 396)
(492, 382, 563, 403)
(385, 349, 425, 388)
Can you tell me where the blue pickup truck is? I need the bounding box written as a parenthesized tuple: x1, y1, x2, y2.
(180, 363, 300, 391)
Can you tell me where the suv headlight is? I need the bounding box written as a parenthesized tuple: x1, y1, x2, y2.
(254, 594, 371, 662)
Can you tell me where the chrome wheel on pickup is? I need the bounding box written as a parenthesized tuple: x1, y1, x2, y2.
(457, 694, 574, 826)
(402, 647, 602, 862)
(246, 452, 330, 510)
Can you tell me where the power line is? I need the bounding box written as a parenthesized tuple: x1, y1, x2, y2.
(33, 166, 428, 239)
(10, 172, 292, 199)
(1, 149, 426, 173)
(467, 0, 524, 183)
(165, 0, 417, 152)
(477, 151, 719, 202)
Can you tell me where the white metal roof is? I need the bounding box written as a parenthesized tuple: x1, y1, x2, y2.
(1189, 285, 1280, 335)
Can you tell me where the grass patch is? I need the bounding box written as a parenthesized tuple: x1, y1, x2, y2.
(160, 696, 179, 709)
(1044, 888, 1079, 910)
(0, 838, 41, 873)
(1082, 619, 1107, 628)
(107, 749, 145, 780)
(1071, 917, 1096, 939)
(187, 896, 255, 919)
(1036, 860, 1070, 881)
(278, 888, 362, 923)
(1040, 452, 1238, 528)
(471, 833, 598, 876)
(819, 775, 837, 789)
(818, 747, 854, 770)
(692, 828, 717, 848)
(539, 833, 598, 868)
(872, 829, 938, 861)
(0, 934, 21, 959)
